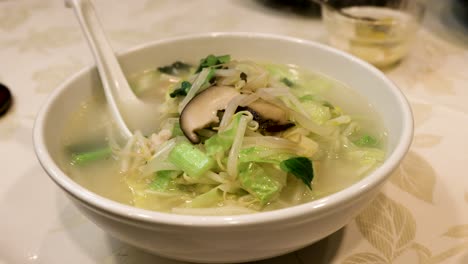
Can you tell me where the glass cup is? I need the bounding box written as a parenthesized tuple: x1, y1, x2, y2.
(321, 0, 426, 68)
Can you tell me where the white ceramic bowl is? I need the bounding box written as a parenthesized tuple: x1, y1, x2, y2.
(33, 32, 413, 263)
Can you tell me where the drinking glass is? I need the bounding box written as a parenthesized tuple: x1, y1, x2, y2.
(322, 0, 426, 68)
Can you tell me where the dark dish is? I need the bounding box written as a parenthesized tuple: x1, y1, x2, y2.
(0, 83, 12, 117)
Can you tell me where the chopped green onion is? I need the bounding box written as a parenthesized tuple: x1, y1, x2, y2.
(201, 68, 216, 89)
(195, 54, 231, 73)
(299, 95, 315, 102)
(170, 81, 192, 98)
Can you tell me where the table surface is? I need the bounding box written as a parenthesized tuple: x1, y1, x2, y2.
(1, 0, 468, 263)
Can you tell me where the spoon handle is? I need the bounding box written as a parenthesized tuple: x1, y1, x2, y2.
(66, 0, 133, 138)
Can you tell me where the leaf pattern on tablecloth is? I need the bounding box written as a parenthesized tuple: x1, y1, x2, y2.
(432, 222, 468, 263)
(443, 225, 468, 238)
(344, 223, 468, 264)
(342, 252, 388, 264)
(429, 241, 468, 264)
(390, 152, 436, 204)
(32, 59, 84, 93)
(355, 193, 416, 261)
(412, 134, 442, 148)
(410, 243, 432, 264)
(345, 198, 468, 264)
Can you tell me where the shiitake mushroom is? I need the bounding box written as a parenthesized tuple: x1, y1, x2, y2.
(179, 85, 293, 143)
(180, 86, 239, 144)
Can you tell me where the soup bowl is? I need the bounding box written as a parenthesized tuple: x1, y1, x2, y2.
(33, 32, 413, 263)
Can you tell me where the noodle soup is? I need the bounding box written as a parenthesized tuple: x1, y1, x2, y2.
(60, 55, 386, 215)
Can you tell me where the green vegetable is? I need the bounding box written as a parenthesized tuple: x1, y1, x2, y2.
(298, 95, 315, 102)
(204, 113, 242, 156)
(150, 170, 180, 191)
(71, 147, 112, 166)
(354, 135, 378, 147)
(201, 68, 216, 89)
(281, 77, 294, 87)
(168, 141, 214, 178)
(239, 146, 295, 165)
(169, 81, 192, 98)
(157, 61, 192, 75)
(239, 163, 283, 204)
(195, 54, 231, 73)
(280, 157, 314, 189)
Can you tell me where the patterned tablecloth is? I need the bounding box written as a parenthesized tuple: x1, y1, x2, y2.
(1, 0, 468, 263)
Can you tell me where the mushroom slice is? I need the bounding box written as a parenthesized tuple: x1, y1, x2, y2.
(180, 85, 239, 143)
(241, 99, 294, 132)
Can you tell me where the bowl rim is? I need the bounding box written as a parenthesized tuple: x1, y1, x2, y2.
(33, 32, 413, 227)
